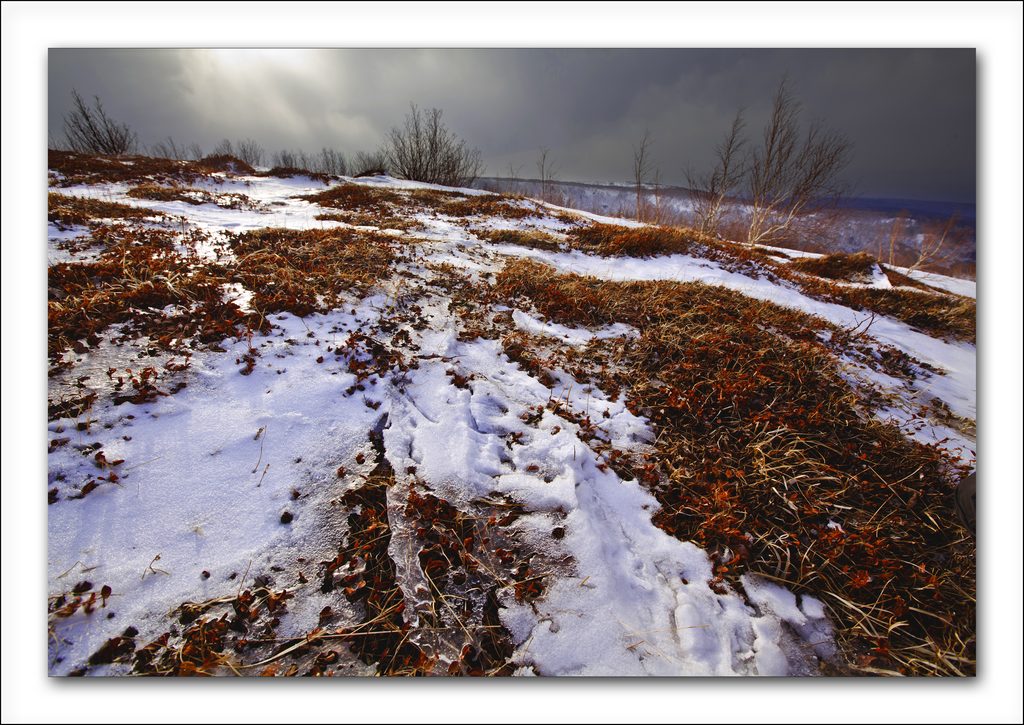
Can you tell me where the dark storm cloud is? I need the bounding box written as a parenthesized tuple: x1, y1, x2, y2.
(49, 48, 975, 202)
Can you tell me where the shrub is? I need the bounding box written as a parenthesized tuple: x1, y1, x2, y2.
(352, 150, 390, 177)
(385, 104, 483, 186)
(63, 90, 138, 156)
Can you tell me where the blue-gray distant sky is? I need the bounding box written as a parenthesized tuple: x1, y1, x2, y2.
(48, 48, 976, 202)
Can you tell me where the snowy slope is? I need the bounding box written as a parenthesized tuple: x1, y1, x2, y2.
(46, 166, 975, 676)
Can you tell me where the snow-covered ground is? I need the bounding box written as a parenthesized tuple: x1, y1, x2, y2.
(47, 171, 975, 676)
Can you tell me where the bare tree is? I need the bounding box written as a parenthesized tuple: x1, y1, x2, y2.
(48, 132, 68, 151)
(385, 104, 483, 186)
(632, 131, 654, 221)
(149, 137, 182, 159)
(745, 79, 852, 246)
(907, 213, 961, 272)
(149, 136, 201, 160)
(272, 149, 298, 168)
(212, 138, 235, 157)
(504, 163, 523, 195)
(537, 148, 558, 203)
(687, 110, 746, 238)
(236, 138, 265, 167)
(63, 90, 137, 155)
(877, 210, 908, 266)
(351, 150, 389, 177)
(650, 168, 664, 225)
(316, 147, 347, 176)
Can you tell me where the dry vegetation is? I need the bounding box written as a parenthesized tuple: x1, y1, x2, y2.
(226, 227, 397, 317)
(474, 228, 564, 252)
(300, 184, 466, 228)
(807, 282, 975, 344)
(257, 166, 332, 184)
(776, 256, 976, 344)
(46, 151, 975, 678)
(566, 222, 778, 277)
(491, 258, 974, 676)
(790, 251, 879, 282)
(127, 183, 263, 210)
(48, 192, 159, 229)
(47, 224, 256, 362)
(443, 194, 537, 220)
(48, 150, 255, 188)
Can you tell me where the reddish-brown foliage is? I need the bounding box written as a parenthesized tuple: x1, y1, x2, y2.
(492, 258, 974, 675)
(227, 227, 396, 316)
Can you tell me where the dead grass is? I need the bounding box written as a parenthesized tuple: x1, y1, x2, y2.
(314, 212, 419, 231)
(476, 228, 563, 252)
(881, 265, 944, 292)
(49, 150, 254, 187)
(302, 184, 468, 230)
(227, 227, 396, 316)
(48, 224, 257, 359)
(790, 252, 879, 282)
(127, 183, 263, 210)
(569, 224, 703, 257)
(48, 192, 158, 228)
(257, 166, 331, 184)
(492, 258, 975, 676)
(772, 253, 975, 343)
(566, 222, 778, 276)
(792, 275, 976, 344)
(126, 183, 206, 205)
(301, 184, 407, 216)
(194, 155, 255, 175)
(443, 194, 536, 220)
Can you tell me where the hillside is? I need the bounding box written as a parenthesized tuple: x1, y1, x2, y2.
(47, 151, 976, 677)
(476, 177, 977, 277)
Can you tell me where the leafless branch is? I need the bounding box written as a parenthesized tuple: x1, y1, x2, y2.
(63, 90, 138, 156)
(385, 104, 483, 187)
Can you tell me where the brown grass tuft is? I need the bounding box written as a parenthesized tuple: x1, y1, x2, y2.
(48, 224, 258, 359)
(127, 183, 263, 210)
(48, 192, 158, 228)
(491, 257, 975, 676)
(301, 183, 406, 215)
(194, 154, 256, 175)
(790, 252, 879, 282)
(227, 227, 396, 316)
(443, 195, 535, 219)
(790, 275, 976, 344)
(881, 265, 944, 292)
(566, 222, 778, 276)
(257, 166, 331, 184)
(48, 150, 254, 188)
(476, 228, 563, 252)
(569, 224, 703, 257)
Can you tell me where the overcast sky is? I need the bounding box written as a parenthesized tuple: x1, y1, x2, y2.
(49, 48, 975, 202)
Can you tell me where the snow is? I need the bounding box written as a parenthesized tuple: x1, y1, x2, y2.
(47, 170, 975, 677)
(491, 244, 976, 422)
(900, 267, 976, 298)
(511, 309, 638, 346)
(48, 303, 390, 674)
